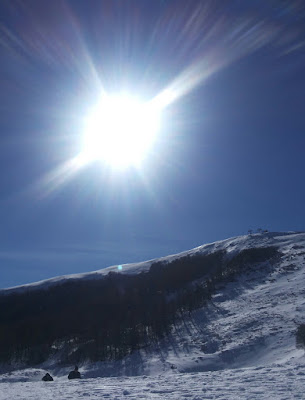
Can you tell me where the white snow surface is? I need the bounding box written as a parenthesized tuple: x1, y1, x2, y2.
(2, 231, 305, 399)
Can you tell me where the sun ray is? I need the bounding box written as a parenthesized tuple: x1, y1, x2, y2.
(32, 157, 83, 199)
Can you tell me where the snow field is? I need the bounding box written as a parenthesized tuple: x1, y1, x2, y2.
(1, 364, 305, 400)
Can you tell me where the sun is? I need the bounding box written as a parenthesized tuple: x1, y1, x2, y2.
(78, 94, 161, 168)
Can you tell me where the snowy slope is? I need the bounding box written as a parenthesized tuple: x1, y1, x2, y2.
(163, 232, 305, 372)
(1, 232, 305, 399)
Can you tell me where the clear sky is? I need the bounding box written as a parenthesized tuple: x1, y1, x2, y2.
(0, 0, 304, 289)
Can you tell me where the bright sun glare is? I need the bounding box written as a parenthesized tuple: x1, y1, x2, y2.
(78, 94, 161, 168)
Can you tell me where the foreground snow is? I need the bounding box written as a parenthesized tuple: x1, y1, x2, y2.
(1, 362, 305, 400)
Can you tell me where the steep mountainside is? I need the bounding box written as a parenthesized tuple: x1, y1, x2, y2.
(0, 231, 305, 377)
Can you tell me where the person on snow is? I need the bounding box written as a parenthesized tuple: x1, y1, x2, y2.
(42, 372, 54, 381)
(68, 365, 81, 379)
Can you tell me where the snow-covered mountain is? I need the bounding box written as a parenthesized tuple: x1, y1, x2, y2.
(1, 231, 305, 399)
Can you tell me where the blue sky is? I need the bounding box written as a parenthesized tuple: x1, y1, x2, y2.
(0, 0, 305, 288)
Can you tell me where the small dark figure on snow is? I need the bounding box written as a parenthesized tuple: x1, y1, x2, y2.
(42, 373, 53, 381)
(68, 365, 81, 379)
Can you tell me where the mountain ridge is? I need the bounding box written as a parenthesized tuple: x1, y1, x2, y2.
(1, 231, 300, 295)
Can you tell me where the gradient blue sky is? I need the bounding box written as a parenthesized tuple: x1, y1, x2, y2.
(0, 0, 304, 288)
